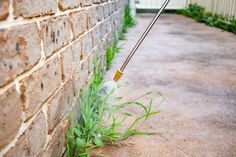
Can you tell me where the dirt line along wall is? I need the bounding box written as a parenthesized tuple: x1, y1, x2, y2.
(0, 0, 126, 156)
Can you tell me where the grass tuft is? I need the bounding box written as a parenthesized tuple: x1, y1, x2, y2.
(106, 35, 121, 70)
(120, 5, 136, 40)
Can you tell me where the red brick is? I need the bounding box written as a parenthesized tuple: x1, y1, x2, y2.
(40, 15, 71, 57)
(13, 0, 57, 18)
(58, 0, 80, 11)
(3, 111, 47, 157)
(20, 55, 62, 120)
(47, 79, 74, 132)
(0, 86, 22, 150)
(0, 23, 41, 87)
(0, 0, 9, 21)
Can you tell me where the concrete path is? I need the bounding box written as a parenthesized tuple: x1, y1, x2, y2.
(101, 14, 236, 157)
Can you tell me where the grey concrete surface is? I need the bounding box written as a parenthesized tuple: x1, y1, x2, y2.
(101, 14, 236, 157)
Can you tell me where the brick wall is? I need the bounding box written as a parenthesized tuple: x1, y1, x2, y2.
(0, 0, 126, 156)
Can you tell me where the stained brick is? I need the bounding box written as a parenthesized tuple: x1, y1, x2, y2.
(70, 10, 87, 40)
(0, 23, 41, 87)
(47, 79, 74, 132)
(3, 111, 47, 157)
(58, 0, 81, 11)
(13, 0, 57, 18)
(41, 15, 71, 57)
(0, 86, 22, 150)
(0, 0, 9, 21)
(20, 55, 62, 120)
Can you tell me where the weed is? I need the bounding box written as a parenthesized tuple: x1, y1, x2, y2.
(106, 35, 121, 70)
(120, 5, 135, 40)
(178, 3, 236, 34)
(66, 58, 160, 157)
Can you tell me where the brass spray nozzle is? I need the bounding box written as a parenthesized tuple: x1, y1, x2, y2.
(113, 69, 124, 82)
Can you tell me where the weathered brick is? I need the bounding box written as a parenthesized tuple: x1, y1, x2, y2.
(70, 10, 87, 40)
(72, 67, 81, 95)
(72, 57, 88, 95)
(26, 111, 47, 157)
(40, 117, 68, 157)
(61, 40, 82, 81)
(20, 55, 62, 120)
(0, 0, 9, 21)
(13, 0, 57, 18)
(0, 23, 41, 87)
(3, 132, 29, 157)
(47, 79, 74, 132)
(91, 24, 101, 48)
(81, 0, 93, 7)
(81, 32, 92, 59)
(71, 39, 82, 70)
(3, 111, 47, 157)
(88, 52, 95, 74)
(0, 86, 22, 150)
(41, 15, 71, 57)
(61, 47, 74, 80)
(103, 3, 109, 18)
(87, 6, 97, 29)
(58, 0, 81, 11)
(95, 5, 103, 22)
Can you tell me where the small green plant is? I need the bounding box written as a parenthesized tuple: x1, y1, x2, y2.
(120, 5, 135, 40)
(178, 3, 236, 34)
(66, 58, 160, 157)
(106, 35, 121, 70)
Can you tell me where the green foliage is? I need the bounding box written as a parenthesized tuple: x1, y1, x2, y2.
(106, 36, 121, 70)
(178, 3, 205, 22)
(120, 5, 135, 40)
(178, 3, 236, 34)
(66, 58, 160, 157)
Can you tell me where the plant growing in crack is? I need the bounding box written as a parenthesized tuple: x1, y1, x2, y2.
(66, 58, 162, 157)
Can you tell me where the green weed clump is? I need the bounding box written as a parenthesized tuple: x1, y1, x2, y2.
(66, 58, 160, 157)
(106, 36, 121, 70)
(178, 3, 236, 34)
(120, 5, 135, 40)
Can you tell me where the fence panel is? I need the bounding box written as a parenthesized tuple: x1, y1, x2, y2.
(136, 0, 187, 9)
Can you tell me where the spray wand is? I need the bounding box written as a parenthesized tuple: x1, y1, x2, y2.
(113, 0, 171, 82)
